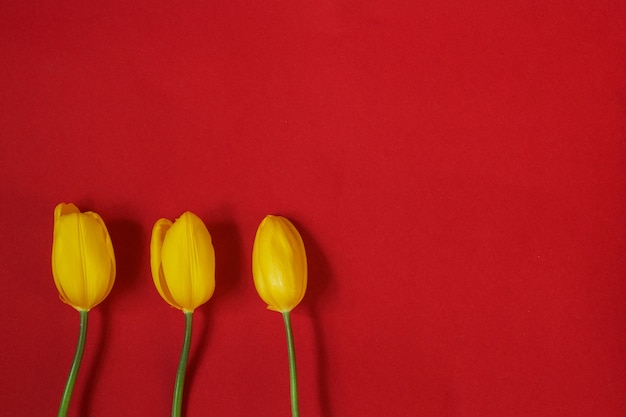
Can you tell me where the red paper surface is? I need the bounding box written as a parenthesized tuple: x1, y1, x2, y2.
(2, 2, 626, 416)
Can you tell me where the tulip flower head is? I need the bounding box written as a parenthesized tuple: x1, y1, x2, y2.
(150, 211, 216, 417)
(252, 215, 307, 312)
(51, 203, 116, 311)
(150, 211, 215, 313)
(253, 215, 308, 417)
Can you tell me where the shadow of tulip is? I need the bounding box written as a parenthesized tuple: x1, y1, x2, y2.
(107, 218, 147, 297)
(181, 307, 210, 416)
(77, 217, 145, 416)
(295, 221, 334, 417)
(182, 218, 244, 415)
(206, 219, 245, 302)
(76, 308, 108, 417)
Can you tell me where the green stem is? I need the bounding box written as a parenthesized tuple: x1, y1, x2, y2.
(172, 311, 193, 417)
(58, 309, 89, 417)
(282, 311, 300, 417)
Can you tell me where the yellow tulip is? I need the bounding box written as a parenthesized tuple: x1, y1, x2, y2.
(253, 215, 308, 417)
(51, 203, 116, 311)
(150, 211, 216, 416)
(150, 211, 215, 312)
(252, 215, 307, 312)
(52, 203, 116, 416)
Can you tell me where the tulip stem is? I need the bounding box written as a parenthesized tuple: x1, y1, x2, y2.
(172, 311, 193, 417)
(282, 311, 300, 417)
(58, 310, 89, 417)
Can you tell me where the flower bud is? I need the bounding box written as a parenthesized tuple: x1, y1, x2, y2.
(252, 215, 307, 312)
(150, 212, 215, 312)
(51, 203, 116, 311)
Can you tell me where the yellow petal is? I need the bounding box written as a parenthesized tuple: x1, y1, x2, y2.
(83, 211, 117, 306)
(152, 212, 215, 312)
(51, 203, 116, 311)
(54, 202, 79, 221)
(252, 215, 307, 312)
(150, 218, 179, 309)
(183, 213, 216, 310)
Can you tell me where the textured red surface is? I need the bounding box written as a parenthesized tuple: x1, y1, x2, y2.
(2, 2, 626, 416)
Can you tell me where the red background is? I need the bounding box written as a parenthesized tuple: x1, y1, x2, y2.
(2, 1, 626, 416)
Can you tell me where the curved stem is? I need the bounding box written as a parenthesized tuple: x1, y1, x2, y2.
(282, 311, 300, 417)
(172, 311, 193, 417)
(58, 310, 89, 417)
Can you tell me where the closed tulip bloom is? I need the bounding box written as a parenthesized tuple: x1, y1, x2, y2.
(252, 215, 307, 312)
(151, 211, 215, 417)
(52, 203, 115, 417)
(51, 203, 116, 311)
(253, 215, 308, 417)
(150, 211, 215, 313)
